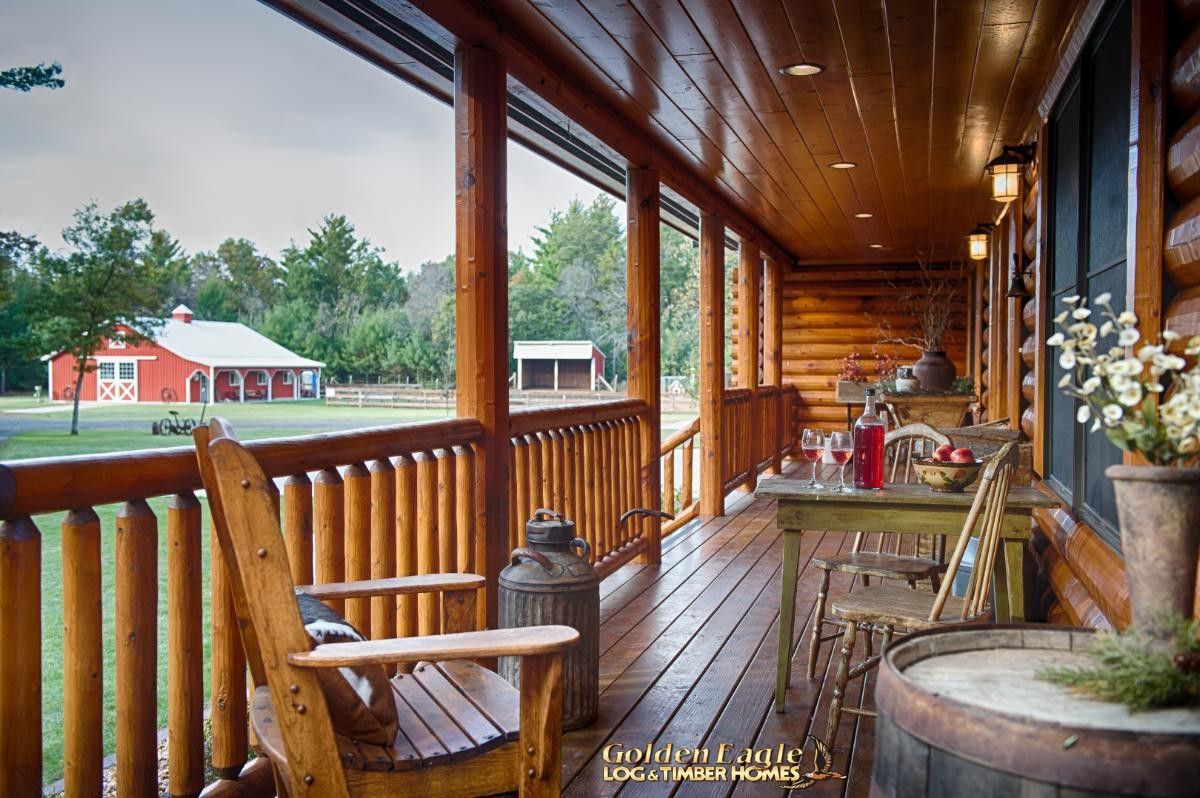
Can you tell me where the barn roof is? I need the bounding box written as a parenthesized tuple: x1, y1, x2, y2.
(512, 341, 603, 361)
(153, 318, 325, 369)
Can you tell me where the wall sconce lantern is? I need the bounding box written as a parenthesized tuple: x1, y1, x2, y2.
(985, 143, 1035, 203)
(966, 222, 994, 261)
(1005, 254, 1033, 300)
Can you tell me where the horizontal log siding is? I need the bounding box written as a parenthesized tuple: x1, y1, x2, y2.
(735, 264, 968, 428)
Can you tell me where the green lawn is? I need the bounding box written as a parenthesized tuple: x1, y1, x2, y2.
(7, 400, 698, 783)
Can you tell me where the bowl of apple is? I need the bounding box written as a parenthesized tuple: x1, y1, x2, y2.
(911, 444, 982, 492)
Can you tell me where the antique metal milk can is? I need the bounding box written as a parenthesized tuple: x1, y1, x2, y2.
(499, 509, 599, 729)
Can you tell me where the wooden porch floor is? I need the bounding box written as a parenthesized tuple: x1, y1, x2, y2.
(562, 471, 874, 798)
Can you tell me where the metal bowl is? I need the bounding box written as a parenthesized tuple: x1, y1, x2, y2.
(911, 457, 983, 492)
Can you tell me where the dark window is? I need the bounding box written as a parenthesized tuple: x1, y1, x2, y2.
(1044, 0, 1130, 549)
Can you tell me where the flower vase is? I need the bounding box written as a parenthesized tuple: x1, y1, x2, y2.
(1106, 464, 1200, 650)
(912, 350, 955, 391)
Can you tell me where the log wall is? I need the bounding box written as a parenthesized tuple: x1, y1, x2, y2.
(734, 264, 968, 429)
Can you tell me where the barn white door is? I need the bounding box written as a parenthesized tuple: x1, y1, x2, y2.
(97, 360, 137, 402)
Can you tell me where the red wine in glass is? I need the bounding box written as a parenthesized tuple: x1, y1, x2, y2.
(828, 431, 854, 492)
(801, 428, 824, 488)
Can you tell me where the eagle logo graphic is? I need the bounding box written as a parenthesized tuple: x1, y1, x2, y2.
(789, 735, 847, 790)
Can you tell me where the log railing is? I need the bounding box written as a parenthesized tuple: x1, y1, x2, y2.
(721, 388, 754, 491)
(0, 418, 482, 798)
(508, 399, 649, 578)
(720, 385, 798, 494)
(659, 416, 700, 535)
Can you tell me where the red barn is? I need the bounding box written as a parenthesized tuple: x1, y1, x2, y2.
(45, 305, 325, 403)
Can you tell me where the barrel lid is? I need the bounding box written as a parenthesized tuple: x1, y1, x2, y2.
(526, 509, 575, 543)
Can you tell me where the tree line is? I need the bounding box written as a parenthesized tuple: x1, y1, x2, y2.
(0, 194, 705, 412)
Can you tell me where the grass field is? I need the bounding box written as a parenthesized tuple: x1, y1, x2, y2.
(4, 397, 698, 782)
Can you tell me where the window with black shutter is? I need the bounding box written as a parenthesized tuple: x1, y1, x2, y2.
(1044, 0, 1130, 549)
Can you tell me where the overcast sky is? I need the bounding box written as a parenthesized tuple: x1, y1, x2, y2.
(1, 0, 613, 271)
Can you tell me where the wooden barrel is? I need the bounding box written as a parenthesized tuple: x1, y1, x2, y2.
(873, 625, 1200, 797)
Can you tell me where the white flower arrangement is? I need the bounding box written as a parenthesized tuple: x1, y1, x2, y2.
(1047, 293, 1200, 466)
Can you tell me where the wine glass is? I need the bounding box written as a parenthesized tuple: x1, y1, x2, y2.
(828, 431, 854, 493)
(801, 428, 824, 489)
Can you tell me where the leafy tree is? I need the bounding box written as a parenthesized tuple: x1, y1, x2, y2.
(400, 257, 456, 385)
(0, 234, 43, 393)
(144, 230, 190, 313)
(190, 238, 281, 325)
(520, 196, 627, 383)
(660, 226, 701, 385)
(31, 200, 172, 434)
(0, 62, 64, 91)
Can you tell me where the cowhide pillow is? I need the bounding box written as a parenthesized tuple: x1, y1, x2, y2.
(295, 590, 398, 746)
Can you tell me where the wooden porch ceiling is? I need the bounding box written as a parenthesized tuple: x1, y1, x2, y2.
(464, 0, 1084, 264)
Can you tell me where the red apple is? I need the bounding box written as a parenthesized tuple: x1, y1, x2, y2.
(933, 444, 955, 462)
(949, 447, 975, 464)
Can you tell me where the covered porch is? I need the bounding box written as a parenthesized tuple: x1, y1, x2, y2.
(2, 0, 1198, 795)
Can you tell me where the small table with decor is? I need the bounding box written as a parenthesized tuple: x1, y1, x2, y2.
(754, 477, 1057, 703)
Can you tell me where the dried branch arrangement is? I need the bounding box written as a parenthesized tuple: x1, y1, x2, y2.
(876, 255, 967, 353)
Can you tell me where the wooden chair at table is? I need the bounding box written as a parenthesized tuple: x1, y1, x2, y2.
(823, 442, 1019, 744)
(193, 418, 579, 798)
(804, 422, 951, 679)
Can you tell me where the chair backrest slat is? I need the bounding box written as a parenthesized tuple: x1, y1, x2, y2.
(928, 442, 1018, 623)
(197, 419, 351, 798)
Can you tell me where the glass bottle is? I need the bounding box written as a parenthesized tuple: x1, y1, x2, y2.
(853, 388, 885, 489)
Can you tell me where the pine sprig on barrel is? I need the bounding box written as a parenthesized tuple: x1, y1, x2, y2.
(1039, 618, 1200, 711)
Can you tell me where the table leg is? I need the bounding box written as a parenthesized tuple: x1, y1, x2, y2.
(1001, 538, 1025, 622)
(776, 529, 803, 712)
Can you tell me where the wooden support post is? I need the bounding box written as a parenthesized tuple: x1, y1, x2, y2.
(63, 509, 101, 798)
(626, 165, 662, 562)
(737, 240, 761, 488)
(0, 517, 41, 797)
(1127, 0, 1166, 466)
(116, 500, 158, 797)
(763, 256, 783, 474)
(1007, 211, 1024, 431)
(455, 45, 509, 628)
(700, 212, 725, 516)
(167, 495, 204, 798)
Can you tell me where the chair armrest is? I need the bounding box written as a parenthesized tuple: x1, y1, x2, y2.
(296, 573, 485, 601)
(287, 625, 580, 667)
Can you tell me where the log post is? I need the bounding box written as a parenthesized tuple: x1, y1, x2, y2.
(763, 255, 783, 474)
(700, 211, 726, 516)
(167, 495, 204, 798)
(1007, 214, 1024, 431)
(62, 509, 102, 798)
(116, 500, 158, 796)
(0, 517, 41, 797)
(455, 44, 510, 628)
(626, 165, 662, 562)
(737, 241, 761, 485)
(1127, 0, 1166, 465)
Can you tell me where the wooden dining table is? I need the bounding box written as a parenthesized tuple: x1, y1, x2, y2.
(754, 476, 1057, 701)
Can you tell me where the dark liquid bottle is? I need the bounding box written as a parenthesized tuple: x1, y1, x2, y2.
(853, 388, 885, 489)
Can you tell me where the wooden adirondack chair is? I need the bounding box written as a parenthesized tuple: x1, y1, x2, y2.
(194, 418, 579, 798)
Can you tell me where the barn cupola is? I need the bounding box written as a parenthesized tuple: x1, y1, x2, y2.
(171, 304, 194, 324)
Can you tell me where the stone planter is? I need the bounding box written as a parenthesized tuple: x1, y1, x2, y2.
(912, 350, 956, 391)
(1106, 464, 1200, 649)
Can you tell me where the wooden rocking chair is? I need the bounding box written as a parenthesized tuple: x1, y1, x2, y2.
(804, 423, 952, 679)
(194, 418, 579, 798)
(823, 442, 1019, 744)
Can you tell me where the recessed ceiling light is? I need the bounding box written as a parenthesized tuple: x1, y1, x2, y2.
(854, 212, 873, 219)
(869, 244, 885, 249)
(830, 161, 857, 169)
(779, 62, 825, 77)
